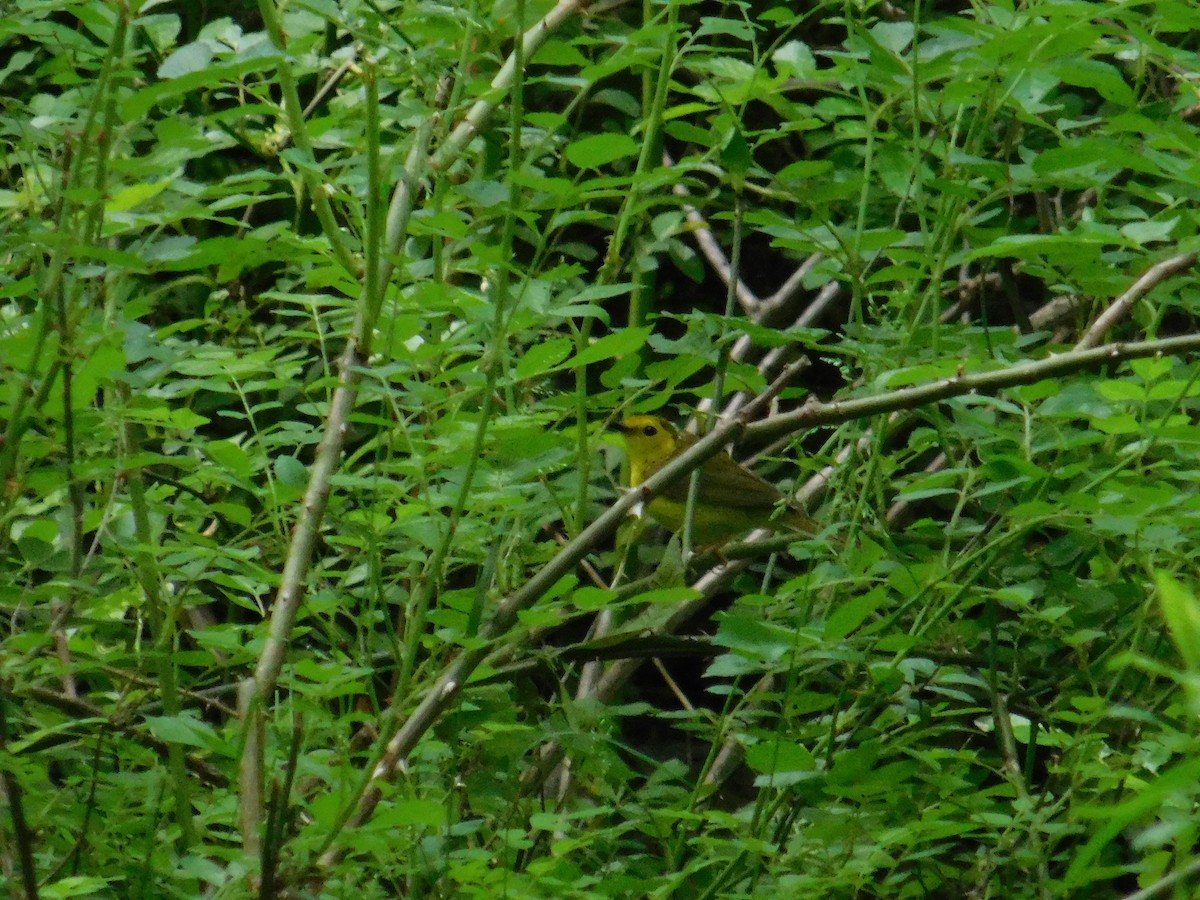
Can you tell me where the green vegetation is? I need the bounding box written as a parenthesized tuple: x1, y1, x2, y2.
(3, 0, 1200, 896)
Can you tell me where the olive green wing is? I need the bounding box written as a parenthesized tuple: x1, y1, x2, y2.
(694, 453, 785, 510)
(693, 459, 818, 534)
(653, 431, 818, 534)
(653, 432, 782, 511)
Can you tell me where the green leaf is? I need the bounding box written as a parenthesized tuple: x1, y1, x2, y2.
(1157, 572, 1200, 670)
(745, 740, 817, 787)
(375, 799, 447, 829)
(158, 41, 213, 78)
(1096, 379, 1144, 402)
(721, 129, 752, 177)
(515, 337, 573, 380)
(871, 21, 915, 53)
(106, 180, 171, 212)
(275, 455, 307, 488)
(564, 133, 640, 169)
(825, 588, 886, 641)
(567, 283, 632, 306)
(776, 159, 833, 183)
(826, 743, 881, 793)
(713, 611, 809, 663)
(573, 587, 618, 611)
(1121, 218, 1178, 244)
(206, 440, 253, 477)
(532, 39, 588, 67)
(1130, 357, 1173, 383)
(632, 586, 702, 605)
(571, 326, 652, 367)
(695, 17, 756, 41)
(122, 56, 279, 120)
(1066, 755, 1200, 887)
(773, 40, 816, 79)
(15, 518, 58, 565)
(1052, 58, 1135, 106)
(144, 714, 225, 753)
(170, 407, 209, 429)
(41, 878, 115, 899)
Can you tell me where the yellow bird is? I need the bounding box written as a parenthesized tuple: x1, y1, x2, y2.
(613, 414, 818, 546)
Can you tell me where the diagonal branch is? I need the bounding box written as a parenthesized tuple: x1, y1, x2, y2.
(747, 332, 1200, 443)
(238, 78, 446, 857)
(1076, 252, 1197, 349)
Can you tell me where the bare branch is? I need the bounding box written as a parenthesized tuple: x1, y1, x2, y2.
(1076, 252, 1197, 349)
(747, 333, 1200, 444)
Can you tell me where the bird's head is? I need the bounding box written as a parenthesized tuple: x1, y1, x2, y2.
(613, 415, 681, 469)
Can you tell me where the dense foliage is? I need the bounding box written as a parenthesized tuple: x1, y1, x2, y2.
(3, 0, 1200, 896)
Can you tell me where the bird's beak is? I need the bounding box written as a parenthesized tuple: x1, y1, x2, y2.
(611, 420, 631, 434)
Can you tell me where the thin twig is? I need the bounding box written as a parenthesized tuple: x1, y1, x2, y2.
(713, 280, 842, 422)
(255, 0, 354, 274)
(989, 687, 1050, 897)
(24, 687, 227, 786)
(1121, 855, 1200, 900)
(0, 684, 38, 899)
(238, 679, 264, 859)
(670, 167, 760, 316)
(429, 0, 635, 175)
(1076, 252, 1197, 349)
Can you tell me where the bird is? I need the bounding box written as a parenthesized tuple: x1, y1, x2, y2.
(613, 414, 818, 546)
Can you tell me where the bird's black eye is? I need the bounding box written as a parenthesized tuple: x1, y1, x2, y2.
(643, 425, 657, 437)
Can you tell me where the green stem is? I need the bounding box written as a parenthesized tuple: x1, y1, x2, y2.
(602, 0, 680, 279)
(363, 59, 384, 323)
(256, 0, 355, 275)
(121, 396, 194, 848)
(396, 0, 528, 697)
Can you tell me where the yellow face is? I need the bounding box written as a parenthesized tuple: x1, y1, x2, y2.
(616, 415, 680, 485)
